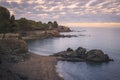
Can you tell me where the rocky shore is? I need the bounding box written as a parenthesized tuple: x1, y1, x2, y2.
(0, 39, 63, 80)
(21, 30, 60, 40)
(0, 38, 114, 80)
(20, 26, 71, 40)
(0, 53, 63, 80)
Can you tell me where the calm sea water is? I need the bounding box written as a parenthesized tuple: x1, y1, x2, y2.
(26, 27, 120, 80)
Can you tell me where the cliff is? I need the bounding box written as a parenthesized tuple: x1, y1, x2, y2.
(20, 29, 60, 39)
(57, 26, 71, 32)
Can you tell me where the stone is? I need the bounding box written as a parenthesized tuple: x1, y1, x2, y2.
(75, 47, 86, 58)
(53, 47, 113, 63)
(0, 39, 28, 63)
(67, 48, 74, 52)
(57, 26, 71, 32)
(85, 49, 111, 62)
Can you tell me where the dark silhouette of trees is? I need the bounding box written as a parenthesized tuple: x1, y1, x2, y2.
(0, 6, 60, 36)
(10, 15, 19, 32)
(53, 21, 58, 28)
(15, 19, 59, 31)
(0, 6, 12, 39)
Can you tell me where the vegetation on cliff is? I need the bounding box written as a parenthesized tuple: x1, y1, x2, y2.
(0, 6, 58, 32)
(0, 5, 70, 39)
(15, 18, 59, 31)
(0, 6, 18, 38)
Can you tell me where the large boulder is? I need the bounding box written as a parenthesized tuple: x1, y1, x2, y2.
(85, 49, 111, 62)
(75, 47, 86, 58)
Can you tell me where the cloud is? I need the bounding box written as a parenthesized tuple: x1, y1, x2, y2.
(27, 0, 45, 4)
(0, 0, 120, 23)
(67, 3, 79, 9)
(6, 0, 22, 4)
(8, 8, 15, 15)
(85, 0, 97, 7)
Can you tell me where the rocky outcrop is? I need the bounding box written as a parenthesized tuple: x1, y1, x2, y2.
(21, 30, 60, 39)
(0, 33, 20, 39)
(85, 49, 111, 62)
(53, 47, 113, 63)
(57, 26, 71, 32)
(75, 47, 86, 58)
(0, 39, 28, 63)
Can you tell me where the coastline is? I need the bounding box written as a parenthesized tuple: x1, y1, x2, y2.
(9, 52, 64, 80)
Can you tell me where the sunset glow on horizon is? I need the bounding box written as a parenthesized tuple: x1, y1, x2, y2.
(61, 22, 120, 27)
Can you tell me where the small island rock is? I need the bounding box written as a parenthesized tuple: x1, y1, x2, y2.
(53, 47, 113, 63)
(86, 49, 111, 62)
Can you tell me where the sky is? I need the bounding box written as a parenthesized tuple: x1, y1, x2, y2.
(0, 0, 120, 27)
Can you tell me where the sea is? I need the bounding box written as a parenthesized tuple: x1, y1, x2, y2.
(26, 26, 120, 80)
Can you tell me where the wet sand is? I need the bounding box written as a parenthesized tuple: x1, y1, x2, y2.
(10, 53, 63, 80)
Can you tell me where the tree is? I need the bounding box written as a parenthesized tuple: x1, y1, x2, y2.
(48, 21, 53, 29)
(53, 21, 58, 28)
(10, 15, 18, 32)
(0, 6, 10, 20)
(0, 6, 12, 39)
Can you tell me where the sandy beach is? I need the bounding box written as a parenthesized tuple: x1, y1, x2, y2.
(10, 53, 63, 80)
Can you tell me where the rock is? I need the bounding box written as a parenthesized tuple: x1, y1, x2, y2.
(75, 47, 86, 58)
(0, 67, 28, 80)
(53, 51, 76, 58)
(57, 57, 85, 62)
(53, 47, 113, 63)
(58, 35, 78, 38)
(0, 39, 28, 54)
(0, 39, 28, 63)
(67, 48, 74, 52)
(0, 33, 20, 39)
(86, 49, 111, 62)
(21, 30, 60, 39)
(57, 26, 71, 32)
(46, 30, 60, 37)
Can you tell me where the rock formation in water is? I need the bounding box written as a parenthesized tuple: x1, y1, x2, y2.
(85, 49, 110, 62)
(53, 47, 113, 62)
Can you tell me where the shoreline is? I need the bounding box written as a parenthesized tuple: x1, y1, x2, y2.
(9, 52, 64, 80)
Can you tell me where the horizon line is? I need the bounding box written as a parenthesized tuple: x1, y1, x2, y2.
(60, 22, 120, 27)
